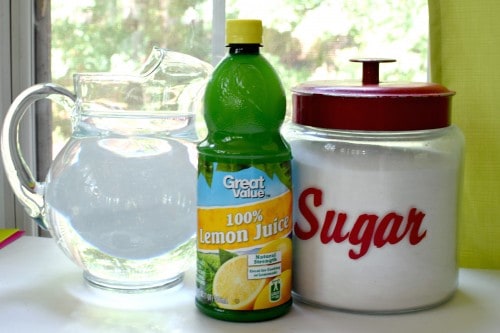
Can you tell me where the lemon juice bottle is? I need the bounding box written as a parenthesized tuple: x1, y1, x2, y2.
(196, 19, 293, 322)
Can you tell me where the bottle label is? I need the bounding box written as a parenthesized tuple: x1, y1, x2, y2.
(196, 160, 292, 311)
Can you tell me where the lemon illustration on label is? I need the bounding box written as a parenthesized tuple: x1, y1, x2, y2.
(212, 255, 266, 310)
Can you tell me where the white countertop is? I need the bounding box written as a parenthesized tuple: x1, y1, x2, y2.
(1, 236, 499, 333)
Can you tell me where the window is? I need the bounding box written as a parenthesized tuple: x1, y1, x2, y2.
(50, 0, 428, 156)
(0, 0, 428, 233)
(0, 0, 40, 234)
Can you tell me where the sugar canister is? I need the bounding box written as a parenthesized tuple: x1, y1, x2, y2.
(285, 59, 464, 313)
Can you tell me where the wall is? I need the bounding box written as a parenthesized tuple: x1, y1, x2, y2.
(429, 0, 500, 268)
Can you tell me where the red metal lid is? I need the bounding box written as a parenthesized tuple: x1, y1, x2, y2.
(292, 59, 455, 131)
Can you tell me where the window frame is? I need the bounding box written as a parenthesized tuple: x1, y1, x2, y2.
(0, 0, 40, 235)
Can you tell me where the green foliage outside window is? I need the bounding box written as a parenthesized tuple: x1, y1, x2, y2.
(51, 0, 427, 149)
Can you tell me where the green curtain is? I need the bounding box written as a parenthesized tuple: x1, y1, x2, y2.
(429, 0, 500, 268)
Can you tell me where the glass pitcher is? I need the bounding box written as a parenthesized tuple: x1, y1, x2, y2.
(1, 47, 212, 291)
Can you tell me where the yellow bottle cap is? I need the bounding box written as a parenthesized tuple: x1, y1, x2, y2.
(226, 19, 263, 44)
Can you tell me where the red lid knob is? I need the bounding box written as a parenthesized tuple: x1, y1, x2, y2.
(350, 58, 396, 84)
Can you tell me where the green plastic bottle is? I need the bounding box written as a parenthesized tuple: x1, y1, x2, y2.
(196, 19, 293, 322)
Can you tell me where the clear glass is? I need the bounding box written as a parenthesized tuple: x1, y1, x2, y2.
(284, 123, 464, 313)
(1, 48, 212, 291)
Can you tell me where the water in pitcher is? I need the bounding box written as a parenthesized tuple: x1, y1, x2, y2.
(43, 118, 198, 290)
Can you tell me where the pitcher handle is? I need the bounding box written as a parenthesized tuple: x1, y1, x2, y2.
(1, 83, 76, 229)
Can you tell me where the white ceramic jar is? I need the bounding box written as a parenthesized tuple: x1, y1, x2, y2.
(285, 59, 464, 313)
